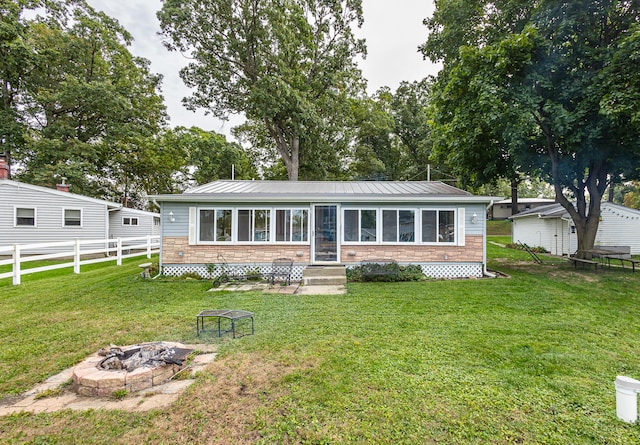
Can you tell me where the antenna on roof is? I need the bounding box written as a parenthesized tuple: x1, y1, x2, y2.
(232, 164, 235, 180)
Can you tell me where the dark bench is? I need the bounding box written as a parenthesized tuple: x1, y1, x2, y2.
(269, 258, 293, 285)
(361, 259, 399, 281)
(569, 256, 599, 270)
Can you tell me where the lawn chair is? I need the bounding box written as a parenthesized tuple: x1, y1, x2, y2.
(269, 258, 293, 285)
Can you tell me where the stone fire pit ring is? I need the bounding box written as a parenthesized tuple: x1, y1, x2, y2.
(72, 342, 192, 397)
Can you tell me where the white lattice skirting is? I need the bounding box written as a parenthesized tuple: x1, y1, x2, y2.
(162, 262, 484, 280)
(162, 263, 306, 282)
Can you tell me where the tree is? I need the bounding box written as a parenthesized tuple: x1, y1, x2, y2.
(391, 79, 433, 180)
(349, 89, 401, 180)
(423, 0, 640, 255)
(162, 126, 257, 186)
(158, 0, 366, 181)
(0, 0, 42, 174)
(8, 0, 169, 205)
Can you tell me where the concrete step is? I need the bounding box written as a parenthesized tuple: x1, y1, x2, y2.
(303, 276, 347, 286)
(302, 265, 346, 286)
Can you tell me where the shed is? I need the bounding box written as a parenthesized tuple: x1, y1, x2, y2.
(152, 180, 498, 279)
(510, 202, 640, 255)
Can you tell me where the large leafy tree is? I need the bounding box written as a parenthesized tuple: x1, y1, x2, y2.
(423, 0, 640, 255)
(0, 0, 42, 173)
(157, 0, 366, 181)
(2, 0, 170, 206)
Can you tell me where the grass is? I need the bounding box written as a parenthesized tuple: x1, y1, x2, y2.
(2, 251, 640, 443)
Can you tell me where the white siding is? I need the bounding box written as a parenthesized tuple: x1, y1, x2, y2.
(594, 204, 640, 254)
(0, 182, 108, 252)
(512, 217, 572, 255)
(108, 208, 160, 240)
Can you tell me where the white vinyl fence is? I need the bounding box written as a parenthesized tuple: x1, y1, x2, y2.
(0, 236, 160, 285)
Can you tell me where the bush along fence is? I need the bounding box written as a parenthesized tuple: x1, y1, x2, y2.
(0, 236, 160, 285)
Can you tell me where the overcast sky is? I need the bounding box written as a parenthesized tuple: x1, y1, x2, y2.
(86, 0, 441, 138)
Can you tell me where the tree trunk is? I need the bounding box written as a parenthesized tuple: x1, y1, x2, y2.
(510, 179, 519, 216)
(265, 119, 299, 181)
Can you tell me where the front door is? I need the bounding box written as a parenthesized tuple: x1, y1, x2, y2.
(313, 205, 339, 263)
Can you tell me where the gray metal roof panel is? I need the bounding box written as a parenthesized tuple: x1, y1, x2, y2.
(152, 180, 499, 203)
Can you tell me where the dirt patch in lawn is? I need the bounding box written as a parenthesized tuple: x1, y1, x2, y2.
(121, 352, 314, 444)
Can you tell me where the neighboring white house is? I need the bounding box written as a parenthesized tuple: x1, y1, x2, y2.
(510, 202, 640, 255)
(490, 197, 556, 220)
(152, 180, 498, 279)
(0, 173, 159, 252)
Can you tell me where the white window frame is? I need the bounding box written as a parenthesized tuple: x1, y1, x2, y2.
(122, 216, 139, 226)
(274, 208, 309, 244)
(197, 207, 233, 244)
(62, 208, 83, 228)
(14, 206, 37, 227)
(236, 208, 272, 243)
(342, 208, 378, 244)
(419, 208, 457, 245)
(381, 208, 416, 244)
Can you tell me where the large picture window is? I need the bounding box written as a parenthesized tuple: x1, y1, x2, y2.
(382, 210, 415, 242)
(276, 209, 308, 242)
(343, 209, 376, 242)
(422, 210, 456, 243)
(199, 209, 232, 242)
(15, 207, 35, 226)
(238, 209, 270, 242)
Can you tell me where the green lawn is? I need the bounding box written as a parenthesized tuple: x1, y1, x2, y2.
(2, 250, 640, 444)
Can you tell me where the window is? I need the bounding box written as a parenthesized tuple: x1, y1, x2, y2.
(64, 209, 82, 227)
(343, 209, 376, 242)
(199, 209, 232, 242)
(123, 217, 139, 226)
(237, 209, 270, 242)
(421, 210, 455, 243)
(276, 209, 308, 242)
(382, 209, 415, 242)
(153, 217, 160, 227)
(16, 207, 35, 226)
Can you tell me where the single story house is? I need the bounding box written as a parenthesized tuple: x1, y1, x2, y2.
(490, 197, 556, 220)
(152, 180, 498, 280)
(0, 175, 160, 253)
(510, 202, 640, 255)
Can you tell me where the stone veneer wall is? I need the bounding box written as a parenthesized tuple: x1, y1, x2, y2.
(162, 235, 482, 265)
(340, 235, 483, 263)
(162, 237, 311, 264)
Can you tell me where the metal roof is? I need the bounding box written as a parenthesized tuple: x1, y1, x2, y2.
(1, 179, 122, 209)
(152, 180, 498, 204)
(509, 203, 569, 219)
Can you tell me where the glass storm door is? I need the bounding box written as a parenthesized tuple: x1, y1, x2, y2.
(313, 205, 338, 263)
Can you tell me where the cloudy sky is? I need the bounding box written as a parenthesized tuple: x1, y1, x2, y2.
(86, 0, 441, 138)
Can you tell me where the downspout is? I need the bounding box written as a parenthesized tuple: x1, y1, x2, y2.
(483, 200, 494, 277)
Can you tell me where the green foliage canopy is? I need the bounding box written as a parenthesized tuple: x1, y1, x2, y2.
(157, 0, 366, 180)
(423, 0, 640, 253)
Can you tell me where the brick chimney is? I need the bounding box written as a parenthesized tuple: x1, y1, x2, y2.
(0, 157, 9, 180)
(56, 177, 69, 192)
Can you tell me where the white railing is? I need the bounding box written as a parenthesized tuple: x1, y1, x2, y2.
(0, 235, 160, 285)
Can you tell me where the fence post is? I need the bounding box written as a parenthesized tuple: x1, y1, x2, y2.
(117, 238, 122, 266)
(13, 244, 21, 286)
(147, 235, 152, 258)
(74, 238, 81, 274)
